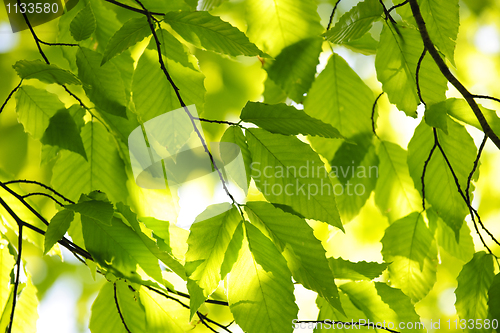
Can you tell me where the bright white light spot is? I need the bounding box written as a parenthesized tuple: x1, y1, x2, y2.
(0, 22, 20, 53)
(37, 276, 83, 333)
(438, 287, 457, 316)
(474, 25, 500, 54)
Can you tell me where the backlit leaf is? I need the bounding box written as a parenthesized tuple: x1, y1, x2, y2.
(44, 209, 74, 255)
(70, 4, 96, 41)
(13, 59, 81, 85)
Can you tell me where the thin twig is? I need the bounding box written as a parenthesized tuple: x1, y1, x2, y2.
(195, 117, 241, 127)
(416, 48, 427, 105)
(4, 180, 75, 204)
(0, 79, 23, 115)
(21, 192, 65, 207)
(371, 92, 384, 138)
(408, 0, 500, 150)
(388, 0, 409, 13)
(104, 0, 164, 16)
(421, 140, 437, 210)
(471, 94, 500, 104)
(114, 283, 132, 333)
(327, 0, 342, 30)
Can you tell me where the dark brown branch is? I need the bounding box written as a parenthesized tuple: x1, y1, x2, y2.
(104, 0, 164, 16)
(415, 48, 427, 105)
(408, 0, 500, 150)
(472, 94, 500, 104)
(195, 117, 241, 127)
(420, 139, 437, 210)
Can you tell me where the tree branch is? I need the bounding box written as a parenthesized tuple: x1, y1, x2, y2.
(408, 0, 500, 149)
(0, 79, 22, 115)
(114, 283, 132, 333)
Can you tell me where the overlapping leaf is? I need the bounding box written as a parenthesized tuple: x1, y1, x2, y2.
(376, 23, 447, 116)
(228, 222, 298, 333)
(488, 273, 500, 322)
(51, 122, 128, 203)
(89, 282, 146, 333)
(44, 209, 74, 255)
(241, 102, 344, 139)
(132, 48, 205, 123)
(455, 252, 495, 332)
(246, 128, 343, 229)
(407, 119, 477, 239)
(245, 0, 323, 56)
(324, 0, 383, 44)
(375, 141, 421, 222)
(381, 212, 438, 302)
(245, 201, 343, 313)
(185, 204, 241, 317)
(101, 17, 152, 65)
(267, 37, 323, 102)
(220, 125, 252, 190)
(330, 138, 378, 221)
(76, 47, 128, 118)
(328, 257, 388, 281)
(15, 85, 65, 140)
(164, 11, 263, 57)
(70, 4, 96, 41)
(13, 59, 81, 85)
(41, 109, 87, 160)
(419, 0, 459, 65)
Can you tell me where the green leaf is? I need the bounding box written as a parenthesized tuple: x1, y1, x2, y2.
(374, 283, 424, 332)
(488, 273, 500, 322)
(148, 29, 196, 70)
(267, 37, 323, 102)
(241, 102, 344, 139)
(444, 98, 500, 138)
(13, 59, 81, 85)
(425, 100, 449, 134)
(66, 198, 114, 226)
(324, 0, 383, 44)
(41, 109, 87, 160)
(76, 47, 128, 118)
(374, 141, 421, 222)
(246, 128, 343, 230)
(329, 138, 378, 221)
(132, 48, 205, 123)
(245, 0, 323, 56)
(198, 0, 227, 11)
(328, 257, 388, 281)
(342, 32, 379, 55)
(51, 121, 129, 204)
(117, 204, 186, 280)
(15, 85, 65, 140)
(375, 23, 447, 116)
(429, 210, 475, 262)
(455, 252, 495, 333)
(185, 204, 241, 317)
(101, 17, 152, 65)
(88, 0, 122, 52)
(220, 125, 252, 190)
(164, 11, 263, 57)
(245, 201, 343, 313)
(44, 210, 74, 255)
(10, 278, 39, 333)
(314, 293, 371, 333)
(228, 222, 298, 333)
(0, 246, 15, 313)
(81, 214, 163, 283)
(139, 286, 193, 333)
(407, 119, 477, 239)
(339, 282, 400, 328)
(70, 4, 96, 41)
(419, 0, 459, 65)
(262, 77, 287, 104)
(304, 53, 374, 140)
(89, 282, 146, 333)
(381, 212, 438, 302)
